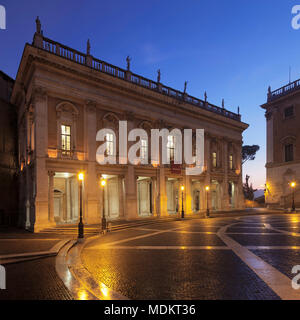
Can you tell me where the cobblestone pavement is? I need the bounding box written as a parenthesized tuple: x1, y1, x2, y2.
(0, 227, 74, 300)
(0, 257, 73, 300)
(81, 214, 300, 300)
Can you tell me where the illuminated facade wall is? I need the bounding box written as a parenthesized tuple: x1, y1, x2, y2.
(11, 29, 248, 232)
(262, 88, 300, 209)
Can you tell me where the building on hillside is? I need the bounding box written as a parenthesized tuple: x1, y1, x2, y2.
(0, 70, 18, 225)
(11, 18, 248, 232)
(261, 81, 300, 209)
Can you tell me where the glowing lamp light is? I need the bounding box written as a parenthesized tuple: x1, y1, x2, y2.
(205, 186, 210, 191)
(101, 179, 106, 187)
(78, 172, 84, 181)
(291, 182, 296, 188)
(181, 186, 185, 191)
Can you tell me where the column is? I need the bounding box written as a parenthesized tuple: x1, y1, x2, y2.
(236, 141, 245, 209)
(48, 171, 55, 223)
(222, 140, 230, 211)
(204, 133, 211, 210)
(185, 175, 193, 215)
(85, 102, 99, 224)
(33, 88, 50, 232)
(118, 175, 125, 218)
(159, 167, 168, 216)
(125, 165, 138, 219)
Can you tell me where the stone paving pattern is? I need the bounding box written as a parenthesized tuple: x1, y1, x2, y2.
(1, 212, 300, 300)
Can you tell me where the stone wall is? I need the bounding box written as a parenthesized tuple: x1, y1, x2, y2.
(0, 71, 18, 225)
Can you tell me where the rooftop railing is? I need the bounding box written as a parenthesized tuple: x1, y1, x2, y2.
(268, 79, 300, 102)
(37, 36, 241, 122)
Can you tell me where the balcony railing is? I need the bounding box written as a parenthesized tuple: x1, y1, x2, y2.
(268, 79, 300, 102)
(37, 36, 241, 122)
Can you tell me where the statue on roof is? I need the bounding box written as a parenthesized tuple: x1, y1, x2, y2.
(126, 56, 132, 71)
(36, 16, 42, 34)
(157, 69, 161, 83)
(204, 91, 207, 102)
(238, 106, 240, 115)
(222, 99, 225, 109)
(184, 81, 188, 94)
(268, 86, 272, 95)
(87, 39, 91, 55)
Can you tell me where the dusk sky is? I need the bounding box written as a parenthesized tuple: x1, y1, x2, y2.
(1, 0, 299, 189)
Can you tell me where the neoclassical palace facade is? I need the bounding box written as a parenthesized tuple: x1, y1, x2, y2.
(262, 81, 300, 209)
(11, 21, 248, 232)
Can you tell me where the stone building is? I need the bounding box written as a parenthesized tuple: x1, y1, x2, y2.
(11, 19, 248, 232)
(262, 81, 300, 209)
(0, 70, 18, 225)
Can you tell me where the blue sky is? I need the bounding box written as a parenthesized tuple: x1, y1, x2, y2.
(0, 0, 299, 188)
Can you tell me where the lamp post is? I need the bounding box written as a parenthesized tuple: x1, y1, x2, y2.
(205, 186, 210, 218)
(101, 178, 107, 231)
(291, 181, 296, 212)
(181, 185, 185, 219)
(78, 172, 84, 240)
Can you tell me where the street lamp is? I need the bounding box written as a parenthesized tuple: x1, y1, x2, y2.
(78, 172, 84, 240)
(101, 178, 107, 231)
(291, 181, 296, 212)
(205, 186, 210, 218)
(181, 185, 185, 219)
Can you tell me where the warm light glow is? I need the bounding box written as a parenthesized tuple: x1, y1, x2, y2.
(291, 181, 296, 188)
(48, 149, 58, 158)
(78, 172, 84, 181)
(100, 283, 109, 297)
(77, 289, 88, 300)
(205, 186, 210, 191)
(181, 186, 185, 191)
(100, 179, 106, 187)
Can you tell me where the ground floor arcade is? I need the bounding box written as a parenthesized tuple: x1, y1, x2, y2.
(19, 159, 244, 232)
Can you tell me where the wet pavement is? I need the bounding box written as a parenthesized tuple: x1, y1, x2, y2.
(0, 257, 73, 300)
(81, 214, 300, 300)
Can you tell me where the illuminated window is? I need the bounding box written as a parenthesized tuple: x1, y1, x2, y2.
(212, 152, 217, 168)
(141, 139, 148, 160)
(167, 135, 175, 162)
(61, 125, 71, 155)
(229, 154, 233, 170)
(106, 133, 114, 156)
(285, 144, 294, 162)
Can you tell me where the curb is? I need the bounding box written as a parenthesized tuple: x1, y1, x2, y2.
(0, 239, 72, 265)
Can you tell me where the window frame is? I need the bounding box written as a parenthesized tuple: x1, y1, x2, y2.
(212, 152, 217, 168)
(106, 133, 114, 156)
(285, 144, 294, 162)
(229, 154, 233, 170)
(61, 124, 71, 155)
(141, 138, 148, 161)
(167, 135, 175, 162)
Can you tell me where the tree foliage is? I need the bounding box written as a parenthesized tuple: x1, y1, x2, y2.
(242, 145, 260, 165)
(243, 175, 257, 201)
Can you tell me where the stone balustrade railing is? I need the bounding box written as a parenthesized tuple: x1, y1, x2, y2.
(268, 79, 300, 102)
(36, 36, 241, 122)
